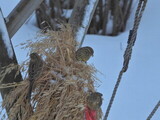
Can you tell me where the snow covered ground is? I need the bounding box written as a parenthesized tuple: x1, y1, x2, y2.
(0, 0, 160, 120)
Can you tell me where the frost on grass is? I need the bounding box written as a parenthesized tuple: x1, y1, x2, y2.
(76, 0, 97, 43)
(0, 10, 14, 59)
(2, 25, 102, 120)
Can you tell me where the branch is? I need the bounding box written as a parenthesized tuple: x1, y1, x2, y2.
(69, 0, 99, 47)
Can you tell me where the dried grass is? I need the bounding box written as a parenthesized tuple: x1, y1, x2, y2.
(2, 25, 102, 120)
(0, 64, 20, 83)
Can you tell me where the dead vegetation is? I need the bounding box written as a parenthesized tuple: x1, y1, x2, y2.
(1, 25, 102, 120)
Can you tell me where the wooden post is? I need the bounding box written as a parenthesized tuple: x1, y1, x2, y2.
(0, 8, 23, 100)
(6, 0, 44, 38)
(69, 0, 99, 47)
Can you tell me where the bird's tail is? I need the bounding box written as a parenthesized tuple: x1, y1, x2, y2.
(26, 81, 33, 102)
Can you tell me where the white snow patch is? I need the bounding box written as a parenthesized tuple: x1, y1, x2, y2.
(26, 12, 37, 27)
(45, 0, 50, 5)
(76, 0, 97, 43)
(106, 11, 113, 34)
(63, 9, 73, 18)
(0, 0, 19, 17)
(0, 11, 14, 59)
(96, 14, 100, 22)
(54, 7, 58, 13)
(50, 71, 65, 80)
(49, 80, 57, 84)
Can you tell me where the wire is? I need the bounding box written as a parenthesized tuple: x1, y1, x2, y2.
(146, 100, 160, 120)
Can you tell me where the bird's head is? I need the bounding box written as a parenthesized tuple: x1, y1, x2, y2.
(86, 46, 94, 57)
(30, 53, 39, 60)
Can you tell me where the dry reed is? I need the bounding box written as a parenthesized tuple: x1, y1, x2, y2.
(2, 25, 102, 120)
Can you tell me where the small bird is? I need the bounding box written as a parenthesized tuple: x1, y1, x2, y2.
(75, 46, 94, 62)
(26, 53, 44, 102)
(86, 92, 103, 110)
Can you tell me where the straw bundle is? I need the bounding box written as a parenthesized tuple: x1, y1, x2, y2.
(2, 25, 102, 120)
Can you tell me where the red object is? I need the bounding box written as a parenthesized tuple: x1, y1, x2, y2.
(85, 107, 97, 120)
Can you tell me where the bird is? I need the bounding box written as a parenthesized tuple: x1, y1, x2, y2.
(86, 92, 103, 110)
(26, 53, 44, 102)
(75, 46, 94, 62)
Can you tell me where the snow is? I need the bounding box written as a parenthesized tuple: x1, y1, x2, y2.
(0, 9, 14, 59)
(76, 0, 97, 43)
(106, 11, 113, 34)
(0, 0, 160, 120)
(45, 0, 50, 5)
(0, 0, 19, 17)
(63, 9, 73, 18)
